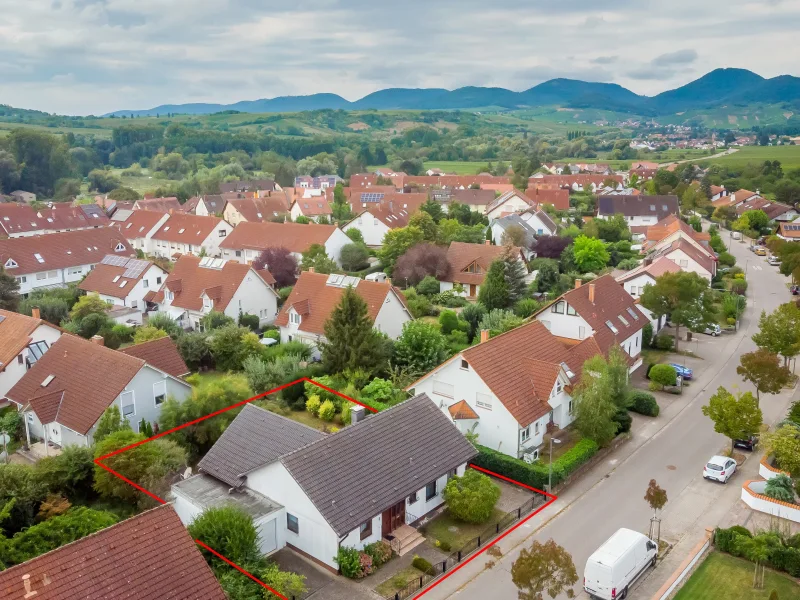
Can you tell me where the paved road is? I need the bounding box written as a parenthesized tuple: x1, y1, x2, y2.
(425, 228, 796, 600)
(660, 147, 738, 167)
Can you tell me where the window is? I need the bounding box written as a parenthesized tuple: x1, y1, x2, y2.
(460, 359, 468, 370)
(153, 381, 166, 406)
(17, 354, 23, 365)
(120, 391, 135, 417)
(290, 311, 301, 325)
(27, 413, 34, 423)
(17, 276, 26, 283)
(408, 492, 418, 504)
(627, 307, 640, 321)
(618, 314, 629, 326)
(568, 399, 574, 415)
(679, 259, 689, 268)
(48, 271, 57, 279)
(143, 279, 149, 289)
(578, 325, 586, 339)
(551, 301, 565, 314)
(287, 513, 299, 534)
(36, 272, 48, 281)
(475, 393, 492, 410)
(115, 243, 126, 252)
(157, 277, 162, 285)
(534, 421, 540, 435)
(566, 304, 576, 316)
(359, 519, 372, 540)
(67, 267, 82, 276)
(433, 380, 454, 398)
(556, 381, 563, 394)
(605, 320, 619, 334)
(34, 253, 44, 263)
(218, 230, 227, 238)
(5, 258, 17, 268)
(235, 250, 242, 257)
(425, 480, 437, 501)
(520, 426, 530, 442)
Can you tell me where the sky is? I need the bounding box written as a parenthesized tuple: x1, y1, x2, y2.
(1, 0, 799, 116)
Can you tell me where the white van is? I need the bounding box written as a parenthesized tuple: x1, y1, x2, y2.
(365, 272, 387, 283)
(584, 528, 658, 600)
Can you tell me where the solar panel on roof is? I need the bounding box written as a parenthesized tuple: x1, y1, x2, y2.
(122, 258, 149, 279)
(360, 193, 384, 203)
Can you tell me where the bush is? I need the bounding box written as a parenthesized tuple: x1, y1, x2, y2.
(765, 474, 795, 502)
(278, 286, 293, 304)
(404, 288, 433, 318)
(336, 546, 364, 578)
(318, 400, 336, 421)
(305, 395, 321, 416)
(718, 251, 736, 267)
(642, 323, 653, 348)
(431, 291, 467, 308)
(513, 298, 540, 319)
(238, 313, 260, 331)
(729, 279, 748, 295)
(715, 525, 752, 555)
(340, 403, 352, 424)
(363, 541, 392, 568)
(628, 391, 660, 416)
(412, 555, 435, 576)
(653, 334, 674, 351)
(612, 408, 632, 434)
(649, 364, 677, 389)
(439, 310, 459, 335)
(443, 470, 501, 524)
(417, 276, 441, 296)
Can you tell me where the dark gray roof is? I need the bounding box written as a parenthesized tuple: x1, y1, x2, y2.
(280, 394, 477, 536)
(197, 404, 325, 488)
(495, 214, 538, 247)
(527, 209, 558, 234)
(451, 188, 496, 206)
(597, 195, 679, 220)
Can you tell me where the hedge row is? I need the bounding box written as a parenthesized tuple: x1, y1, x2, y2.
(472, 438, 599, 490)
(715, 526, 800, 577)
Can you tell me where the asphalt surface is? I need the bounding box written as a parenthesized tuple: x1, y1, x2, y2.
(424, 228, 796, 600)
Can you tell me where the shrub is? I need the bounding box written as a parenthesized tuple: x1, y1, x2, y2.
(431, 291, 467, 307)
(278, 286, 293, 304)
(642, 323, 653, 348)
(653, 333, 674, 351)
(336, 546, 364, 578)
(404, 288, 433, 318)
(238, 313, 260, 332)
(439, 310, 459, 335)
(649, 364, 677, 389)
(715, 525, 752, 555)
(729, 279, 748, 295)
(513, 298, 540, 319)
(628, 391, 660, 417)
(612, 408, 632, 434)
(443, 470, 501, 524)
(412, 555, 435, 575)
(765, 474, 795, 502)
(305, 395, 321, 416)
(718, 251, 736, 267)
(318, 400, 336, 421)
(340, 403, 352, 424)
(417, 276, 441, 296)
(770, 546, 800, 577)
(363, 541, 392, 568)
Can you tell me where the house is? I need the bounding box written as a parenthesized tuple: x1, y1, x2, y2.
(6, 334, 192, 452)
(527, 174, 623, 193)
(710, 185, 729, 201)
(534, 276, 649, 372)
(10, 190, 36, 203)
(275, 271, 412, 355)
(524, 187, 571, 211)
(149, 213, 233, 260)
(172, 395, 476, 571)
(120, 335, 190, 379)
(735, 196, 798, 223)
(78, 255, 167, 322)
(193, 195, 227, 217)
(520, 207, 558, 236)
(777, 222, 800, 242)
(220, 221, 351, 266)
(224, 195, 291, 226)
(133, 196, 182, 212)
(651, 238, 717, 280)
(643, 214, 712, 252)
(597, 195, 679, 226)
(110, 209, 170, 252)
(0, 228, 135, 297)
(485, 190, 536, 220)
(0, 504, 227, 600)
(149, 255, 279, 329)
(342, 193, 428, 246)
(440, 241, 527, 299)
(0, 309, 62, 401)
(220, 179, 278, 194)
(0, 203, 111, 238)
(730, 189, 761, 206)
(294, 175, 342, 189)
(630, 161, 660, 171)
(290, 191, 333, 222)
(450, 188, 496, 213)
(408, 321, 603, 459)
(614, 257, 681, 332)
(490, 215, 538, 256)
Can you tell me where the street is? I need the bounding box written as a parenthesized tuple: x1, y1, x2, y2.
(423, 228, 797, 600)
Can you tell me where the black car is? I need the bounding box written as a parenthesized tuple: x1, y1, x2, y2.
(733, 436, 759, 451)
(792, 285, 800, 296)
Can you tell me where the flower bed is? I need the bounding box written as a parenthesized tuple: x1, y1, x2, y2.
(741, 480, 800, 524)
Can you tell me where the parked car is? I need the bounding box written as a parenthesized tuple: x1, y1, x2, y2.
(768, 256, 782, 266)
(791, 285, 800, 296)
(749, 245, 757, 253)
(703, 455, 737, 483)
(754, 247, 767, 256)
(584, 528, 658, 600)
(702, 324, 722, 336)
(670, 363, 693, 380)
(733, 436, 759, 451)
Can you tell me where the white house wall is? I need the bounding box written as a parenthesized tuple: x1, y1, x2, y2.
(535, 301, 592, 341)
(486, 195, 530, 220)
(0, 324, 61, 400)
(226, 272, 279, 326)
(662, 249, 712, 280)
(343, 214, 390, 247)
(373, 292, 412, 339)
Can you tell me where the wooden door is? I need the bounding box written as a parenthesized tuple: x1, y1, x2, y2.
(381, 501, 406, 537)
(469, 284, 477, 297)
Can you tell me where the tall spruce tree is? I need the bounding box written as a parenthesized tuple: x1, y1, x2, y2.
(503, 249, 528, 304)
(478, 260, 509, 310)
(0, 267, 20, 311)
(321, 286, 389, 375)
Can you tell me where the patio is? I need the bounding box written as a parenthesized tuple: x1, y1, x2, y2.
(25, 441, 63, 460)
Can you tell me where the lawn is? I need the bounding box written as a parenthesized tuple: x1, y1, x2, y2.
(421, 508, 506, 551)
(673, 551, 800, 600)
(374, 566, 426, 596)
(424, 161, 508, 175)
(705, 145, 800, 170)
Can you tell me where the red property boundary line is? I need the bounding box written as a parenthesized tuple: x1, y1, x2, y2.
(94, 377, 557, 600)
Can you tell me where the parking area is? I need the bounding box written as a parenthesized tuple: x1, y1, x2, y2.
(271, 548, 381, 600)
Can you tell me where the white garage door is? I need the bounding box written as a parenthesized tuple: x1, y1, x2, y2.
(257, 518, 277, 555)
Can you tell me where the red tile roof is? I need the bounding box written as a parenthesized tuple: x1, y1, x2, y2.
(110, 210, 168, 238)
(0, 505, 227, 600)
(450, 189, 496, 206)
(0, 309, 46, 372)
(735, 196, 794, 220)
(294, 196, 333, 217)
(524, 187, 570, 211)
(150, 213, 226, 245)
(448, 399, 479, 420)
(227, 196, 290, 222)
(0, 228, 135, 276)
(134, 197, 182, 212)
(655, 238, 716, 276)
(7, 335, 145, 435)
(615, 256, 681, 284)
(78, 257, 159, 299)
(442, 242, 524, 286)
(274, 271, 409, 336)
(120, 336, 190, 378)
(219, 221, 340, 254)
(529, 174, 623, 189)
(778, 222, 800, 239)
(0, 203, 111, 236)
(347, 193, 428, 228)
(644, 215, 711, 248)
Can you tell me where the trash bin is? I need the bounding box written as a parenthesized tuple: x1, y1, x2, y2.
(686, 331, 692, 342)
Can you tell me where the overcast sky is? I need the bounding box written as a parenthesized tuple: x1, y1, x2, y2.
(1, 0, 798, 116)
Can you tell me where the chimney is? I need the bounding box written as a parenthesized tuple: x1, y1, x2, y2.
(588, 283, 596, 304)
(351, 405, 366, 425)
(480, 329, 490, 343)
(308, 267, 315, 274)
(91, 335, 104, 346)
(31, 307, 41, 320)
(386, 278, 392, 286)
(22, 573, 36, 598)
(574, 279, 582, 289)
(484, 239, 490, 246)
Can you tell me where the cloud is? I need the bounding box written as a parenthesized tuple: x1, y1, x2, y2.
(592, 56, 619, 65)
(652, 49, 698, 66)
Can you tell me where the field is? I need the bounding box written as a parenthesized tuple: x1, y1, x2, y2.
(673, 552, 799, 600)
(0, 121, 113, 139)
(703, 145, 800, 169)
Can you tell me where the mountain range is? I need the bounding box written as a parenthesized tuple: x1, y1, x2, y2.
(105, 69, 800, 118)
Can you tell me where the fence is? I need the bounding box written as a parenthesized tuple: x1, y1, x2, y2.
(386, 491, 548, 600)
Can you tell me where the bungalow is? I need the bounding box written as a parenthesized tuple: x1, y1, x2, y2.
(172, 395, 476, 571)
(0, 504, 227, 600)
(710, 185, 729, 202)
(223, 195, 290, 226)
(110, 209, 169, 252)
(342, 193, 428, 246)
(220, 221, 351, 266)
(78, 255, 167, 321)
(651, 238, 717, 280)
(6, 334, 192, 452)
(777, 222, 800, 242)
(150, 255, 279, 329)
(730, 189, 761, 206)
(440, 241, 526, 299)
(534, 275, 649, 373)
(408, 321, 602, 460)
(597, 195, 679, 226)
(133, 196, 182, 212)
(149, 213, 233, 260)
(0, 309, 62, 401)
(275, 271, 412, 355)
(0, 228, 135, 297)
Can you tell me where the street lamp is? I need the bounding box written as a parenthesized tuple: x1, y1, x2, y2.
(548, 437, 562, 492)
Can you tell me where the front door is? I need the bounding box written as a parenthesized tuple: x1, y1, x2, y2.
(469, 284, 477, 297)
(381, 500, 406, 537)
(49, 423, 62, 446)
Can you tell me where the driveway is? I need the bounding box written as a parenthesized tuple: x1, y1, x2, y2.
(271, 549, 381, 600)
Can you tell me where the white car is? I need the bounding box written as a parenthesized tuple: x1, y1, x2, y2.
(768, 256, 781, 266)
(703, 324, 721, 336)
(703, 455, 736, 483)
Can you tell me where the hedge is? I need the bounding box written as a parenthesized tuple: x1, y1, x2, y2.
(472, 438, 599, 490)
(715, 526, 800, 577)
(613, 408, 632, 434)
(628, 391, 660, 417)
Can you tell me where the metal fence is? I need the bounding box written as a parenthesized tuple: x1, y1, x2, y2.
(386, 491, 547, 600)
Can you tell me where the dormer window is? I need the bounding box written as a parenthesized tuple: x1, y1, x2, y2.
(551, 301, 565, 314)
(4, 258, 17, 269)
(290, 311, 301, 325)
(115, 243, 126, 252)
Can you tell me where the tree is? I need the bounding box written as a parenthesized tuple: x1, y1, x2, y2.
(393, 243, 451, 287)
(188, 506, 261, 567)
(69, 294, 109, 321)
(133, 326, 168, 344)
(752, 303, 800, 367)
(416, 275, 440, 296)
(701, 387, 763, 455)
(511, 538, 578, 600)
(764, 474, 794, 502)
(533, 236, 571, 259)
(7, 129, 74, 196)
(93, 406, 131, 444)
(443, 470, 501, 524)
(761, 424, 800, 476)
(87, 169, 122, 193)
(146, 313, 184, 339)
(534, 261, 560, 294)
(644, 479, 668, 545)
(320, 286, 390, 376)
(503, 249, 528, 304)
(640, 272, 714, 351)
(301, 244, 337, 275)
(743, 210, 769, 233)
(176, 331, 211, 371)
(393, 321, 449, 375)
(199, 310, 235, 331)
(377, 226, 424, 274)
(460, 303, 487, 342)
(775, 179, 800, 206)
(252, 247, 298, 287)
(737, 349, 792, 403)
(606, 345, 631, 408)
(420, 199, 445, 223)
(502, 224, 528, 248)
(0, 267, 20, 311)
(574, 355, 619, 447)
(209, 325, 261, 372)
(572, 235, 609, 273)
(478, 260, 510, 310)
(408, 211, 439, 242)
(107, 186, 141, 201)
(649, 364, 677, 389)
(339, 243, 370, 272)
